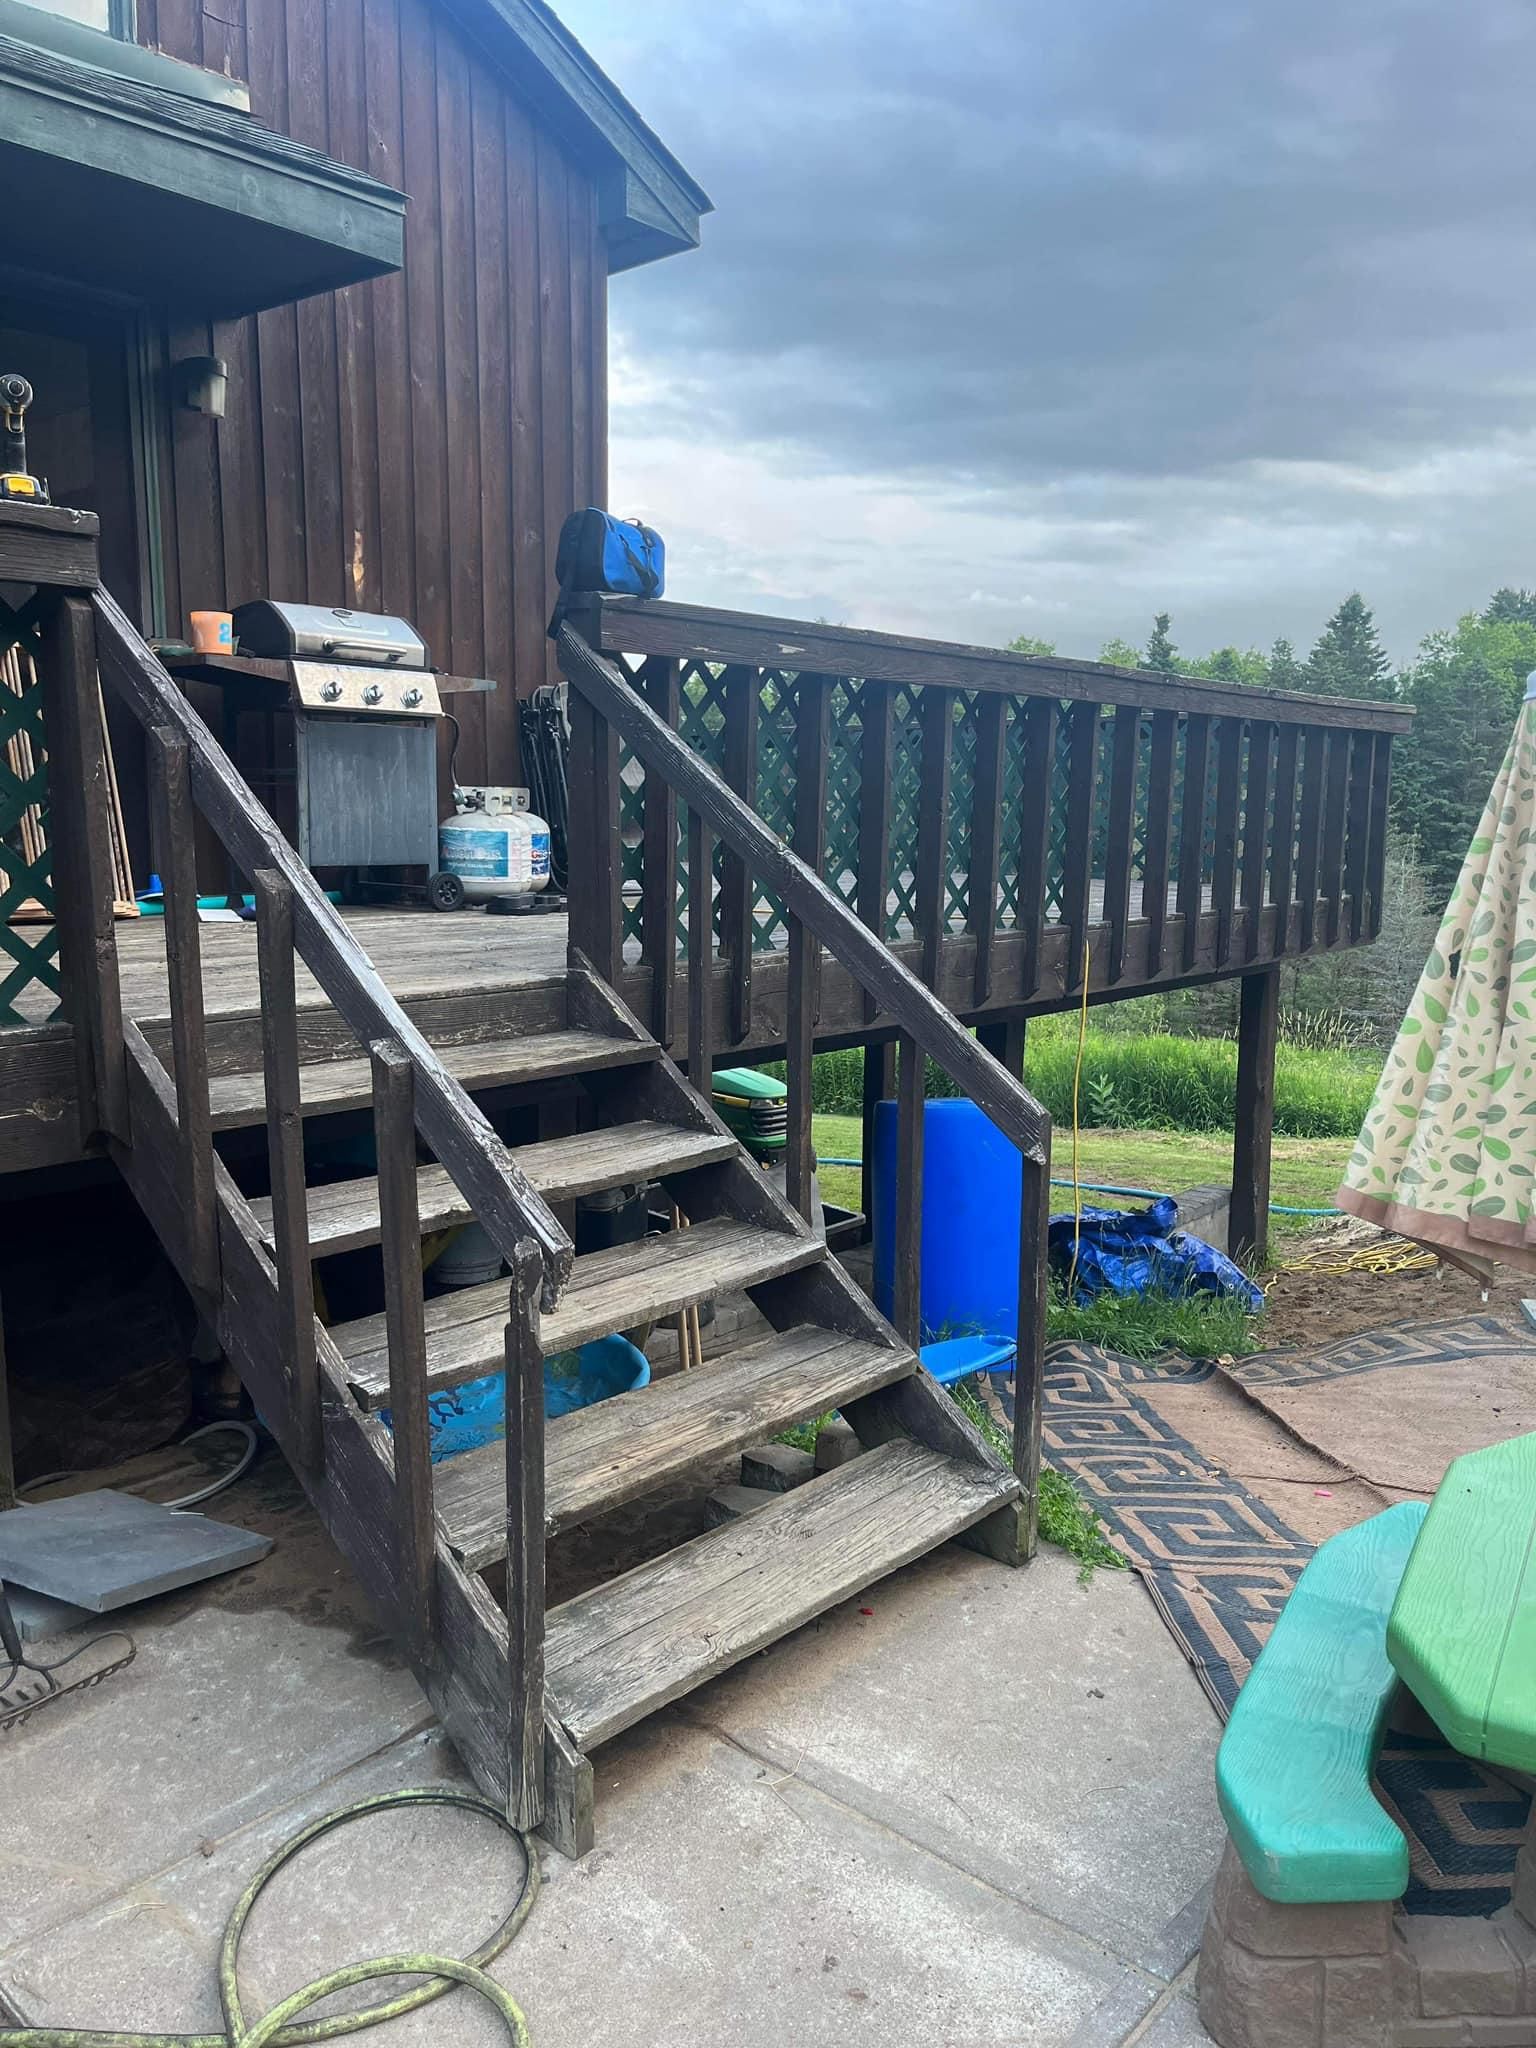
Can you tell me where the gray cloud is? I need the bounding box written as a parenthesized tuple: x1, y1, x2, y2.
(559, 0, 1536, 659)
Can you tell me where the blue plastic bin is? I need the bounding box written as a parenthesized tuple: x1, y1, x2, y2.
(386, 1333, 650, 1463)
(873, 1097, 1023, 1341)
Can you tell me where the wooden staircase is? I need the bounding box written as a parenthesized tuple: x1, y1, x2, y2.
(18, 544, 1048, 1859)
(139, 943, 1024, 1853)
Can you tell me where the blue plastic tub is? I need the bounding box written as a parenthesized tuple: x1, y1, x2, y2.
(873, 1098, 1023, 1341)
(386, 1333, 651, 1463)
(919, 1333, 1016, 1386)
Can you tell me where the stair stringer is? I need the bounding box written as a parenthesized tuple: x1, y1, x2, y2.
(113, 1025, 529, 1818)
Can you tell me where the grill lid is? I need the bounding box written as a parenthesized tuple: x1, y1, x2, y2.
(231, 601, 428, 669)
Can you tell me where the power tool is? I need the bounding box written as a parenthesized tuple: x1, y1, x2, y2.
(0, 375, 48, 504)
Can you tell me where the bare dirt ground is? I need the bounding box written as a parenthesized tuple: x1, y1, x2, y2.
(1263, 1224, 1530, 1349)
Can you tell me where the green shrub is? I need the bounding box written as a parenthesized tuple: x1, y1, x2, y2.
(770, 1028, 1378, 1140)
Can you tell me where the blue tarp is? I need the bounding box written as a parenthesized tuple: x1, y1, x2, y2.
(1047, 1195, 1263, 1313)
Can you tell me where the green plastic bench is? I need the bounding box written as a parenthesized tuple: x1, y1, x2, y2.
(1215, 1500, 1426, 1904)
(1388, 1431, 1536, 1774)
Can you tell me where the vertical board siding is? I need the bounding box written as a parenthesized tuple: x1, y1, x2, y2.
(138, 0, 607, 796)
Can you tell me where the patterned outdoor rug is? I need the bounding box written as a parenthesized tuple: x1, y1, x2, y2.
(980, 1319, 1534, 1917)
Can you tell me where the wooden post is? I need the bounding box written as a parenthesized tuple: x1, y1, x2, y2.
(38, 593, 127, 1144)
(254, 869, 320, 1480)
(1014, 1149, 1051, 1559)
(686, 807, 713, 1091)
(860, 1037, 896, 1245)
(1231, 965, 1279, 1267)
(893, 1033, 925, 1346)
(147, 725, 219, 1302)
(371, 1038, 435, 1649)
(978, 1016, 1025, 1078)
(787, 676, 829, 1221)
(504, 1236, 546, 1832)
(638, 656, 680, 1045)
(565, 691, 622, 985)
(1015, 696, 1057, 1000)
(720, 664, 758, 1043)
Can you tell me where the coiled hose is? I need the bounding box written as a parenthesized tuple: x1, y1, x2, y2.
(0, 1789, 537, 2047)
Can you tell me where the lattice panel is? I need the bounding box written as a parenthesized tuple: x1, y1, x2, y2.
(0, 595, 59, 1026)
(825, 680, 863, 908)
(944, 693, 977, 933)
(674, 660, 730, 953)
(618, 740, 645, 960)
(885, 686, 923, 941)
(996, 699, 1027, 930)
(751, 669, 796, 951)
(1043, 705, 1074, 923)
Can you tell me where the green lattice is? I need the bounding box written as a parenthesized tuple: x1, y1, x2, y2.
(0, 594, 59, 1026)
(675, 660, 729, 956)
(825, 680, 863, 908)
(943, 694, 976, 933)
(751, 670, 797, 950)
(885, 687, 922, 941)
(996, 699, 1026, 930)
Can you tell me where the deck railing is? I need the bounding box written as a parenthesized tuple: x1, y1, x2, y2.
(567, 597, 1413, 1041)
(558, 621, 1057, 1546)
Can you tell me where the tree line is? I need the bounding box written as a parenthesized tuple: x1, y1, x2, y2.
(1008, 589, 1536, 903)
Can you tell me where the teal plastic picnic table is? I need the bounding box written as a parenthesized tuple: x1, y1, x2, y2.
(1387, 1429, 1536, 1774)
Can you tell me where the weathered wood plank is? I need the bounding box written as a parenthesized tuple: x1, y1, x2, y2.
(1015, 1152, 1050, 1559)
(147, 726, 218, 1302)
(1015, 696, 1057, 1001)
(1211, 717, 1243, 968)
(915, 686, 953, 994)
(204, 1027, 654, 1129)
(37, 595, 126, 1145)
(564, 691, 622, 985)
(584, 597, 1414, 733)
(338, 1215, 827, 1408)
(787, 675, 829, 1221)
(1320, 730, 1351, 947)
(893, 1033, 924, 1347)
(254, 870, 320, 1479)
(503, 1236, 545, 1832)
(1059, 701, 1100, 995)
(856, 682, 894, 1026)
(248, 1121, 736, 1258)
(1366, 733, 1393, 941)
(720, 664, 758, 1043)
(967, 692, 1007, 1007)
(1103, 704, 1141, 984)
(686, 806, 713, 1090)
(546, 1440, 1018, 1750)
(1177, 712, 1212, 974)
(1269, 723, 1300, 956)
(438, 1324, 912, 1566)
(0, 503, 99, 589)
(1344, 730, 1374, 945)
(1231, 965, 1279, 1265)
(1295, 726, 1326, 953)
(1241, 720, 1275, 964)
(1141, 708, 1176, 979)
(372, 1039, 435, 1649)
(639, 656, 681, 1045)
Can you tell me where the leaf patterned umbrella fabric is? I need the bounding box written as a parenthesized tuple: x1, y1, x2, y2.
(1339, 676, 1536, 1273)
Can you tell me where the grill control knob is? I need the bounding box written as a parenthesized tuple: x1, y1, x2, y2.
(362, 682, 384, 706)
(319, 679, 343, 702)
(402, 686, 423, 708)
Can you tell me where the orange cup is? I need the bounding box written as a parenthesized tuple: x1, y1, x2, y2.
(190, 610, 234, 654)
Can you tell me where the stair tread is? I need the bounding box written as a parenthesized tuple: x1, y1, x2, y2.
(337, 1214, 826, 1408)
(435, 1324, 915, 1564)
(249, 1120, 738, 1257)
(206, 1028, 654, 1130)
(545, 1439, 1020, 1749)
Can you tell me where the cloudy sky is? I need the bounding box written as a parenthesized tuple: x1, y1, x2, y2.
(556, 0, 1536, 666)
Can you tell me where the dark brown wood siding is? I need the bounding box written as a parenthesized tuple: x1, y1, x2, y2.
(137, 0, 608, 791)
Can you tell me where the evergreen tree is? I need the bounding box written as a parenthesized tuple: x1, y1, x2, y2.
(1144, 612, 1179, 674)
(1305, 594, 1395, 701)
(1267, 636, 1306, 692)
(1483, 588, 1536, 626)
(1183, 646, 1269, 687)
(1392, 611, 1536, 899)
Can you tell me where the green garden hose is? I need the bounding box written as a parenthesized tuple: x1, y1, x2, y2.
(0, 1788, 538, 2048)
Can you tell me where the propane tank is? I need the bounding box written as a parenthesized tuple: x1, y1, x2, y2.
(438, 786, 551, 902)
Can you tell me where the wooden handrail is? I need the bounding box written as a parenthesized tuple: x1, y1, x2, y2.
(575, 596, 1415, 735)
(93, 589, 574, 1304)
(557, 622, 1052, 1165)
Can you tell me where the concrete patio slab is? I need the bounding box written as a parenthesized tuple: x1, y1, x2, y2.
(0, 1452, 1225, 2046)
(674, 1543, 1227, 1970)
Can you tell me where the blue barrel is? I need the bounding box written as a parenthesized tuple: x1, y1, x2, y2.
(872, 1098, 1022, 1340)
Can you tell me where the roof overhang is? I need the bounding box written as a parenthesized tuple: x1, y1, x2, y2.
(438, 0, 711, 273)
(0, 32, 405, 317)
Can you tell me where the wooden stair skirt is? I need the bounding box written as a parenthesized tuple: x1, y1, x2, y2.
(146, 988, 1025, 1857)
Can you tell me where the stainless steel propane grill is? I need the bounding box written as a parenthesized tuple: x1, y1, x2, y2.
(187, 603, 455, 897)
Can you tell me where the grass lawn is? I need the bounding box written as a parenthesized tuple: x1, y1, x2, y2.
(812, 1113, 1352, 1237)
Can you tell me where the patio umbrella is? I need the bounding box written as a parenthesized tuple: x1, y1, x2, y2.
(1338, 673, 1536, 1275)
